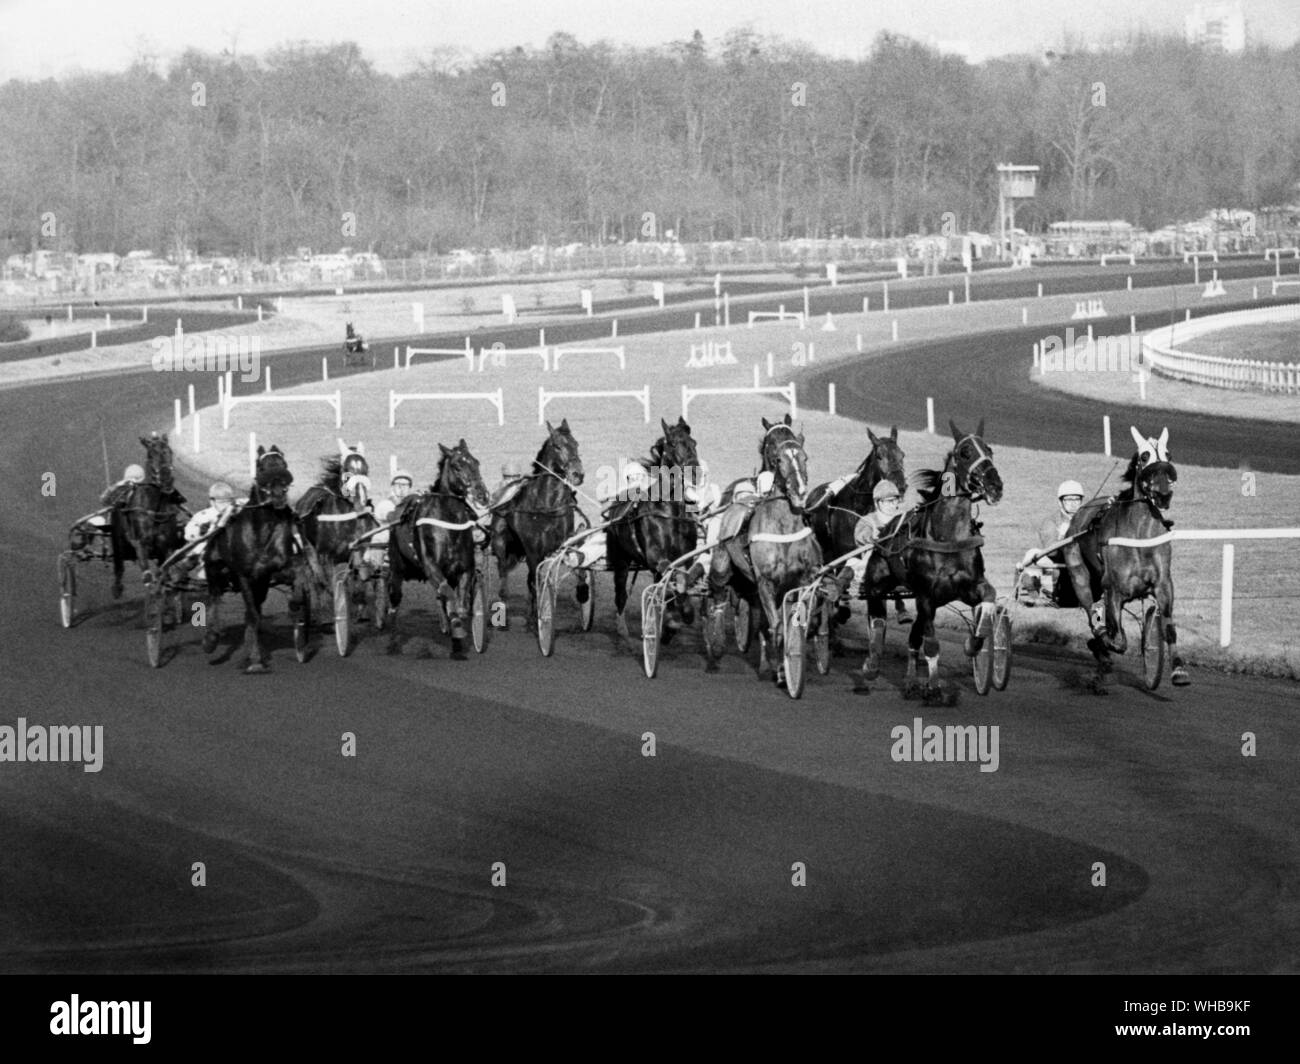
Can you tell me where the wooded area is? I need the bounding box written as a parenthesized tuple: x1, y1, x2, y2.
(2, 28, 1298, 259)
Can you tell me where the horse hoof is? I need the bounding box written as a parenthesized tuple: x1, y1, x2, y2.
(705, 657, 719, 674)
(112, 583, 123, 600)
(1171, 667, 1191, 686)
(202, 634, 218, 654)
(575, 584, 590, 604)
(244, 662, 269, 675)
(861, 660, 880, 681)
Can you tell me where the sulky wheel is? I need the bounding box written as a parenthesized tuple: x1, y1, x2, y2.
(1140, 603, 1166, 691)
(333, 565, 352, 657)
(782, 595, 807, 699)
(536, 565, 558, 657)
(471, 570, 489, 653)
(641, 585, 664, 679)
(991, 606, 1012, 691)
(579, 571, 596, 632)
(58, 552, 77, 629)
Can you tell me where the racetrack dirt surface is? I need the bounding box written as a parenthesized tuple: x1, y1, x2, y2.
(3, 267, 1297, 974)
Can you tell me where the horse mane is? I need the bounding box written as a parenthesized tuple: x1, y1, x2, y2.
(317, 456, 344, 494)
(910, 468, 944, 503)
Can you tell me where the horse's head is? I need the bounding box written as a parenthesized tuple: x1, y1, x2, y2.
(1127, 426, 1175, 510)
(345, 321, 355, 338)
(255, 444, 293, 507)
(140, 431, 174, 492)
(761, 415, 810, 512)
(657, 416, 699, 472)
(865, 424, 906, 500)
(540, 418, 584, 486)
(437, 439, 489, 510)
(947, 419, 1002, 504)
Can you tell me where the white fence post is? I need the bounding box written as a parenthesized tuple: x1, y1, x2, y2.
(1220, 543, 1234, 648)
(1103, 415, 1112, 456)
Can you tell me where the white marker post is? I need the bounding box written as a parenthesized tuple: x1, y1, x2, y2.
(1220, 544, 1234, 647)
(413, 302, 425, 332)
(322, 357, 329, 381)
(502, 294, 517, 323)
(1022, 307, 1028, 325)
(926, 397, 935, 435)
(723, 292, 730, 328)
(766, 351, 774, 379)
(803, 286, 810, 323)
(188, 383, 195, 418)
(173, 398, 182, 437)
(1103, 415, 1112, 456)
(581, 289, 593, 317)
(653, 281, 665, 307)
(249, 433, 257, 478)
(828, 383, 836, 415)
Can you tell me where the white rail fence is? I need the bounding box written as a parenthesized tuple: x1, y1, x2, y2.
(221, 370, 341, 429)
(680, 381, 797, 421)
(389, 388, 505, 427)
(538, 385, 649, 424)
(1141, 303, 1300, 393)
(1103, 528, 1300, 647)
(406, 339, 473, 369)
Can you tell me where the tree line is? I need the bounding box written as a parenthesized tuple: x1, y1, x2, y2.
(2, 27, 1298, 260)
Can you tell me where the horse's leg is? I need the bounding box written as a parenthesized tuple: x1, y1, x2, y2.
(756, 579, 780, 683)
(613, 562, 631, 640)
(704, 553, 731, 673)
(237, 576, 266, 672)
(963, 581, 997, 656)
(1161, 568, 1190, 685)
(444, 569, 469, 660)
(202, 588, 220, 654)
(1103, 584, 1127, 655)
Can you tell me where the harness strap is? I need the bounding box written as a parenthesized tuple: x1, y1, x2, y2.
(317, 511, 365, 522)
(417, 517, 478, 531)
(749, 527, 814, 544)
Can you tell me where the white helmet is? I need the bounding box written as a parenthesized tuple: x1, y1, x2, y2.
(209, 481, 235, 502)
(123, 464, 146, 483)
(391, 469, 413, 486)
(1057, 480, 1084, 500)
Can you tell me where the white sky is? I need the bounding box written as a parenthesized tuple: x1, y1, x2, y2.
(1, 0, 1296, 80)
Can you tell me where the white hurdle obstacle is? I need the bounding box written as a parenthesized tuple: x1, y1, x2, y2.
(748, 306, 806, 328)
(222, 371, 340, 429)
(389, 388, 505, 428)
(551, 345, 626, 372)
(406, 338, 473, 369)
(680, 381, 797, 421)
(538, 385, 649, 424)
(477, 344, 550, 372)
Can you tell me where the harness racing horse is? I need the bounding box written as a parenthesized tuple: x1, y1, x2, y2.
(1061, 426, 1189, 687)
(343, 322, 369, 366)
(807, 424, 908, 633)
(604, 417, 701, 641)
(202, 444, 328, 673)
(490, 419, 586, 627)
(387, 439, 490, 659)
(295, 448, 377, 567)
(705, 416, 821, 683)
(891, 419, 1004, 696)
(107, 432, 188, 600)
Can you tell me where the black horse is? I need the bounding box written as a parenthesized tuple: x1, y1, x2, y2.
(490, 419, 586, 626)
(387, 439, 490, 658)
(202, 444, 327, 673)
(604, 417, 702, 641)
(888, 419, 1004, 695)
(705, 416, 821, 683)
(1061, 426, 1189, 686)
(106, 432, 187, 600)
(807, 423, 909, 634)
(295, 447, 377, 566)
